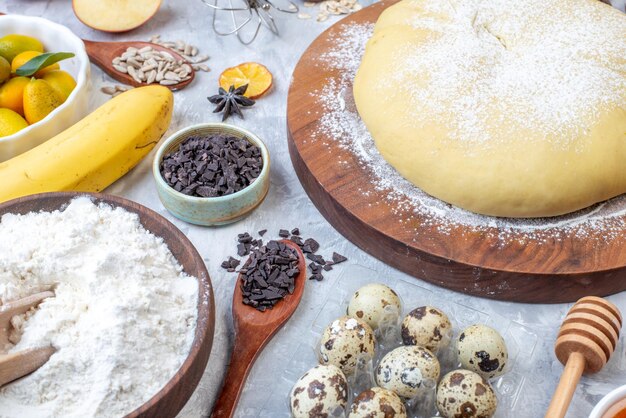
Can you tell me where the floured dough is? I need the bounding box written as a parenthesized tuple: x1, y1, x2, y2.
(354, 0, 626, 218)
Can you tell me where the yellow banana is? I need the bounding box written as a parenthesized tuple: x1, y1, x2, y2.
(0, 85, 173, 203)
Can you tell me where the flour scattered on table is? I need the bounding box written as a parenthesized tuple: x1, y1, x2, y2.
(311, 22, 626, 242)
(0, 197, 198, 418)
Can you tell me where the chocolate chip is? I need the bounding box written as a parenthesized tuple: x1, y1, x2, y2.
(278, 229, 290, 238)
(258, 229, 267, 236)
(291, 228, 300, 236)
(239, 240, 301, 312)
(159, 134, 263, 198)
(304, 238, 320, 253)
(331, 252, 347, 264)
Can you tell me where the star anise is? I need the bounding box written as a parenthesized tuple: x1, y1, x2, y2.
(208, 84, 255, 121)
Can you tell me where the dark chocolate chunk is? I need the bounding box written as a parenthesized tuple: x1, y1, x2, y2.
(332, 252, 348, 264)
(258, 229, 267, 236)
(291, 228, 300, 236)
(304, 238, 320, 253)
(278, 229, 290, 238)
(238, 240, 301, 312)
(159, 134, 263, 198)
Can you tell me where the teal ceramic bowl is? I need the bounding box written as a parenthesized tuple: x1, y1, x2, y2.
(153, 123, 270, 226)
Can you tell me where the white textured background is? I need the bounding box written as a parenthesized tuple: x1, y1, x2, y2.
(1, 0, 625, 417)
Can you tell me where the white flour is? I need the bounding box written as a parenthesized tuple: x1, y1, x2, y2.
(312, 20, 626, 242)
(0, 198, 198, 418)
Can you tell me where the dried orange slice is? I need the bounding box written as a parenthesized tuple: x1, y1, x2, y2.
(219, 62, 273, 99)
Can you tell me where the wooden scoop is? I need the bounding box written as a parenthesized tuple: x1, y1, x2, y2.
(211, 240, 307, 418)
(545, 296, 622, 418)
(83, 40, 195, 91)
(0, 291, 55, 387)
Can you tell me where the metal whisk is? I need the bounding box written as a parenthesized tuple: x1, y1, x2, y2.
(202, 0, 299, 45)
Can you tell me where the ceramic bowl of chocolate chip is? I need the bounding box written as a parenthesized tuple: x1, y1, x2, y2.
(153, 123, 270, 226)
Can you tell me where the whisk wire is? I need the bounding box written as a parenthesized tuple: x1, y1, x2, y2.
(202, 0, 299, 44)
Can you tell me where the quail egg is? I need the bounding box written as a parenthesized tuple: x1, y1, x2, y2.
(436, 369, 497, 418)
(401, 306, 451, 352)
(375, 345, 440, 399)
(320, 316, 376, 374)
(349, 387, 407, 418)
(457, 324, 508, 379)
(290, 364, 349, 418)
(347, 283, 402, 329)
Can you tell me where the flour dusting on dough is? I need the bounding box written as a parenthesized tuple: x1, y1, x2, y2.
(310, 22, 626, 243)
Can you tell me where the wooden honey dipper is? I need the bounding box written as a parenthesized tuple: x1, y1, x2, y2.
(546, 296, 622, 418)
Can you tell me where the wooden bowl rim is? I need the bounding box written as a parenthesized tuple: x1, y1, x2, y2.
(0, 192, 215, 418)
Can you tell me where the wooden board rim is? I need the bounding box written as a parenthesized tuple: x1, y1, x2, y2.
(286, 0, 626, 303)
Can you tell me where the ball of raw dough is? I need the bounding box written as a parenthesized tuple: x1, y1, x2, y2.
(349, 387, 407, 418)
(457, 324, 508, 379)
(290, 364, 348, 418)
(437, 370, 497, 418)
(347, 283, 402, 329)
(319, 316, 376, 374)
(401, 306, 451, 352)
(375, 345, 440, 399)
(354, 0, 626, 218)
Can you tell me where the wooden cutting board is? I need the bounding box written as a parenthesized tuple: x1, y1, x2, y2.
(286, 0, 626, 303)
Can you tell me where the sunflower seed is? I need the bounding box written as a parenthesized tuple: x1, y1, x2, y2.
(113, 64, 128, 74)
(147, 70, 157, 84)
(100, 86, 117, 95)
(164, 71, 180, 81)
(160, 79, 178, 86)
(192, 55, 209, 64)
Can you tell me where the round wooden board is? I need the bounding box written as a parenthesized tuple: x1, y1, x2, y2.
(286, 0, 626, 303)
(0, 192, 215, 418)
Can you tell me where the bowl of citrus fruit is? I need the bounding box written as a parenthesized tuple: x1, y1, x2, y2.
(0, 14, 90, 161)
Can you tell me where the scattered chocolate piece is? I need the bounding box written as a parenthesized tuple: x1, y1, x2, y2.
(221, 256, 241, 270)
(290, 235, 304, 246)
(239, 240, 300, 311)
(332, 252, 348, 264)
(160, 134, 263, 198)
(309, 273, 324, 281)
(221, 228, 349, 292)
(304, 238, 320, 253)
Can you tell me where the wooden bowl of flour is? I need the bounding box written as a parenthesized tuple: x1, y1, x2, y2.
(0, 192, 215, 418)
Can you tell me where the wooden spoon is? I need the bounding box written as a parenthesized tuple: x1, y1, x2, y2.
(211, 240, 307, 418)
(0, 291, 56, 387)
(83, 40, 195, 91)
(545, 296, 622, 418)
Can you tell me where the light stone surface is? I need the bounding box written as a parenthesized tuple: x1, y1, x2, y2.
(2, 1, 625, 417)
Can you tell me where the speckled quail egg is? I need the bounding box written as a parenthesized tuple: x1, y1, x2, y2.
(401, 306, 451, 352)
(436, 369, 497, 418)
(457, 324, 508, 379)
(375, 345, 440, 399)
(319, 316, 376, 375)
(290, 364, 349, 418)
(347, 283, 402, 329)
(349, 387, 407, 418)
